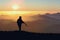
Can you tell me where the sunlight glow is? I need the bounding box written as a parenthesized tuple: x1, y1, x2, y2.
(12, 5, 19, 10)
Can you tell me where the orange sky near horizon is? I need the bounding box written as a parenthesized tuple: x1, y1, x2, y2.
(0, 0, 60, 13)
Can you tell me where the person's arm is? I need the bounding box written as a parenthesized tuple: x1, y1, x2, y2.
(23, 22, 27, 26)
(22, 21, 27, 26)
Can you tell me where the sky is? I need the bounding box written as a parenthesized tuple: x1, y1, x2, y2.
(0, 0, 60, 11)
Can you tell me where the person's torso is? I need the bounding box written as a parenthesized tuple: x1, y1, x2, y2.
(17, 19, 23, 24)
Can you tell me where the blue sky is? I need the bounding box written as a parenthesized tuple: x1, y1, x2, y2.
(24, 0, 60, 10)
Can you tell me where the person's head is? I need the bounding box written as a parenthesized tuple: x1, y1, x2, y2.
(19, 16, 22, 19)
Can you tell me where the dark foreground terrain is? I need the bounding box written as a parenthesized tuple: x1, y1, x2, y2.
(0, 31, 60, 40)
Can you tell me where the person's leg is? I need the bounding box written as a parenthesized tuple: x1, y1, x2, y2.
(18, 25, 21, 32)
(19, 27, 21, 31)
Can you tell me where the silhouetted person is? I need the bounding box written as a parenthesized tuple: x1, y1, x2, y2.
(17, 16, 27, 31)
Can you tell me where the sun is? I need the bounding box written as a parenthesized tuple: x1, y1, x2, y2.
(12, 5, 19, 10)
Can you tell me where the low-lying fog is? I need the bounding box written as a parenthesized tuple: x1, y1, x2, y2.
(0, 11, 60, 33)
